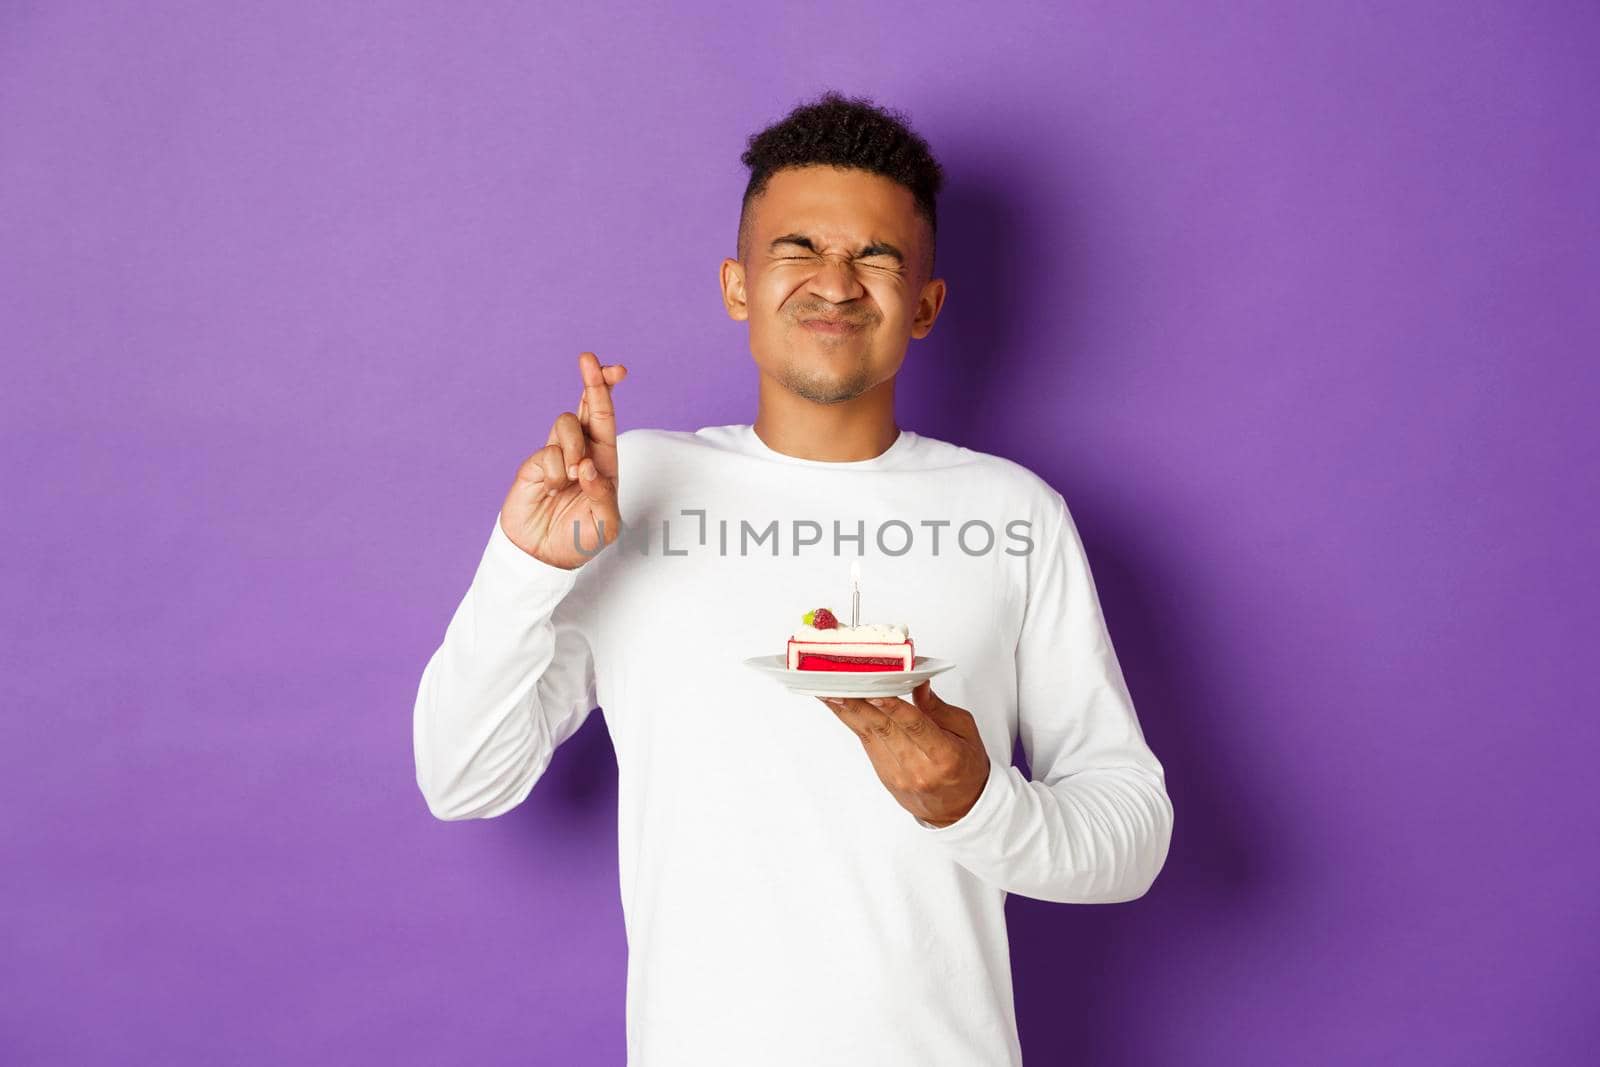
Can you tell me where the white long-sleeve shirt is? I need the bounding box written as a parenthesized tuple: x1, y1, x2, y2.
(413, 423, 1173, 1066)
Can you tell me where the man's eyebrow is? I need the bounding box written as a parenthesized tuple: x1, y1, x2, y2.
(768, 234, 906, 265)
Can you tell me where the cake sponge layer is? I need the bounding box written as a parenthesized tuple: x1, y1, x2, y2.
(787, 639, 915, 671)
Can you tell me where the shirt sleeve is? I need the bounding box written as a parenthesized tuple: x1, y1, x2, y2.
(913, 490, 1174, 904)
(412, 511, 600, 821)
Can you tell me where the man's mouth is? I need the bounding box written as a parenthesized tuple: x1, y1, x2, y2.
(800, 317, 865, 335)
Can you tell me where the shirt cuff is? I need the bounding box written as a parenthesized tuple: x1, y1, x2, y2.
(913, 756, 1013, 840)
(479, 511, 582, 599)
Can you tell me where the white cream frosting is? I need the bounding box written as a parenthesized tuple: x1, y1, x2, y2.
(791, 622, 909, 643)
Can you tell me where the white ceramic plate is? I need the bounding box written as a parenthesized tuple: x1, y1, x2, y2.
(742, 654, 956, 698)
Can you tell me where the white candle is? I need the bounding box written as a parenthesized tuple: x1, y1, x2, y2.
(850, 558, 860, 628)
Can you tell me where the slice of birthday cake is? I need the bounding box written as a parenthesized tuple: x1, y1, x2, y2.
(787, 608, 915, 672)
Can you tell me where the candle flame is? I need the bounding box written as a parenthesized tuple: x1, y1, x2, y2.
(850, 558, 860, 583)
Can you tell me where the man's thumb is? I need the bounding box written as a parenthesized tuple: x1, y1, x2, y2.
(915, 681, 980, 738)
(914, 680, 952, 720)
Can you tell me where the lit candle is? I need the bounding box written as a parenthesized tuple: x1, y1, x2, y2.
(850, 558, 860, 629)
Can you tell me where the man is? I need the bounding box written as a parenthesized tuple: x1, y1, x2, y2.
(413, 90, 1173, 1066)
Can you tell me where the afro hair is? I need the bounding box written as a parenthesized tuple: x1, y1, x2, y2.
(736, 89, 945, 276)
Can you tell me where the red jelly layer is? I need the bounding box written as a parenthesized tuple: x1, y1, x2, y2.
(796, 653, 904, 672)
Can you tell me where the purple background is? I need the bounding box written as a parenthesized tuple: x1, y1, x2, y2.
(3, 2, 1596, 1064)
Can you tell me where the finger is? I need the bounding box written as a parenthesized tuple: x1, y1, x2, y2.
(575, 457, 621, 541)
(533, 443, 569, 497)
(576, 366, 625, 431)
(578, 351, 619, 442)
(824, 696, 928, 765)
(513, 449, 547, 488)
(546, 410, 588, 481)
(912, 681, 978, 740)
(819, 697, 907, 782)
(579, 352, 621, 479)
(912, 681, 946, 720)
(856, 694, 944, 758)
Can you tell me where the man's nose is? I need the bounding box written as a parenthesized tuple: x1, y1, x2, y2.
(806, 254, 865, 302)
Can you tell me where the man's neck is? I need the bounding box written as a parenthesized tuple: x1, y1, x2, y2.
(752, 377, 901, 462)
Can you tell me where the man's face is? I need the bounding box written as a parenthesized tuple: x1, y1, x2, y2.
(721, 165, 946, 405)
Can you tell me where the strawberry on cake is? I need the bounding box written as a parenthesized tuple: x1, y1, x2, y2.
(787, 607, 915, 672)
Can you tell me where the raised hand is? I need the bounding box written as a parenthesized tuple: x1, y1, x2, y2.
(499, 352, 627, 570)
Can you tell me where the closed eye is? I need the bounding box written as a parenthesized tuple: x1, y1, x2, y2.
(768, 234, 907, 270)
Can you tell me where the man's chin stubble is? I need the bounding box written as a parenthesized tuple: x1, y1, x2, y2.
(777, 362, 871, 405)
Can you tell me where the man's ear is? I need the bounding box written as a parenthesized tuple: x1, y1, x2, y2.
(910, 276, 947, 339)
(720, 258, 749, 321)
